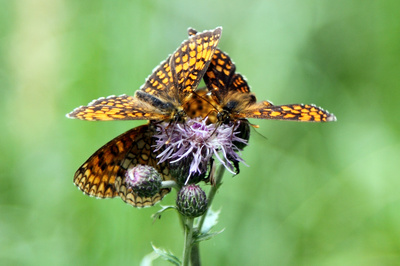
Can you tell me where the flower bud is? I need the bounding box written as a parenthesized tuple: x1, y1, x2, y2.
(176, 184, 207, 218)
(170, 161, 206, 185)
(125, 165, 162, 197)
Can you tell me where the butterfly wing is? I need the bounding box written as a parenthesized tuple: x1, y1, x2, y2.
(68, 28, 222, 122)
(170, 27, 222, 103)
(136, 57, 179, 110)
(188, 28, 254, 100)
(139, 28, 221, 104)
(73, 123, 172, 207)
(242, 102, 337, 122)
(189, 28, 336, 123)
(66, 95, 170, 121)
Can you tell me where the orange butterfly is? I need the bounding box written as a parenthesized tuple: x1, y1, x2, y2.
(67, 28, 222, 122)
(188, 28, 336, 173)
(72, 123, 172, 207)
(67, 28, 222, 207)
(188, 28, 336, 125)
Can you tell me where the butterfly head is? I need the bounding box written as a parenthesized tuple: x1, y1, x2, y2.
(216, 91, 257, 123)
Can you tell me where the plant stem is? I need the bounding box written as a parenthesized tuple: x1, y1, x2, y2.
(197, 164, 225, 232)
(182, 165, 226, 266)
(182, 217, 194, 266)
(190, 243, 201, 266)
(188, 164, 225, 266)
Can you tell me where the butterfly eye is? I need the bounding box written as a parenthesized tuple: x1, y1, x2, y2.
(249, 94, 257, 104)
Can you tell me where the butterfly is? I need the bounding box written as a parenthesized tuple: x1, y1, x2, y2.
(188, 28, 336, 174)
(72, 123, 174, 207)
(68, 28, 223, 207)
(188, 28, 337, 126)
(67, 27, 222, 123)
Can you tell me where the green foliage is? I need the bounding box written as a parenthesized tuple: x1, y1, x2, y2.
(151, 244, 181, 266)
(1, 0, 400, 265)
(198, 208, 220, 235)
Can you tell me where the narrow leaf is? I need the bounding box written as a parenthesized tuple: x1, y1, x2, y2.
(200, 208, 221, 234)
(152, 205, 177, 222)
(151, 244, 181, 266)
(140, 251, 159, 266)
(194, 229, 225, 243)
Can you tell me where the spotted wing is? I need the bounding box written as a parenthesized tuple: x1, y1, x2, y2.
(189, 29, 233, 101)
(67, 95, 169, 121)
(171, 27, 222, 101)
(242, 102, 337, 122)
(182, 87, 219, 121)
(203, 49, 237, 101)
(188, 29, 252, 102)
(136, 27, 222, 115)
(73, 123, 172, 207)
(138, 58, 178, 106)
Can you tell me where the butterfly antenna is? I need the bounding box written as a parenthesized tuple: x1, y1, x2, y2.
(250, 122, 268, 141)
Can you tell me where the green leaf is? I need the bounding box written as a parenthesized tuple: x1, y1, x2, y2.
(151, 205, 177, 222)
(140, 251, 159, 266)
(199, 208, 220, 234)
(151, 244, 181, 266)
(194, 229, 225, 243)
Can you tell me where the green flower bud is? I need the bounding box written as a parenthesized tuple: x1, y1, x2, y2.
(176, 184, 207, 218)
(125, 165, 162, 197)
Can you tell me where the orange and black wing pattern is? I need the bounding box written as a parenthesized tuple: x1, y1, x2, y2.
(240, 102, 336, 122)
(66, 95, 169, 121)
(189, 28, 336, 123)
(135, 27, 222, 120)
(188, 28, 249, 102)
(73, 123, 172, 207)
(136, 28, 222, 120)
(136, 27, 222, 117)
(68, 27, 222, 122)
(139, 27, 221, 102)
(171, 28, 222, 101)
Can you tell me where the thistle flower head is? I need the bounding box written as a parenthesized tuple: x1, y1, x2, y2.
(154, 117, 248, 183)
(125, 164, 162, 197)
(176, 184, 208, 218)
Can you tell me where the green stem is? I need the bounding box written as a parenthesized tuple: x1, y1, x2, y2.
(182, 217, 194, 266)
(181, 165, 226, 266)
(197, 164, 225, 232)
(190, 243, 200, 266)
(188, 164, 226, 266)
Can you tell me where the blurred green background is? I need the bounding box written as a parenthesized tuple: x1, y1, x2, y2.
(1, 0, 400, 265)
